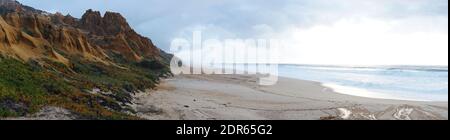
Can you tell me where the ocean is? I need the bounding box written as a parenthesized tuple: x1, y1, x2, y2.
(277, 65, 448, 101)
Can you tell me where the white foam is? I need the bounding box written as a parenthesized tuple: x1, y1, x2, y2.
(322, 83, 432, 102)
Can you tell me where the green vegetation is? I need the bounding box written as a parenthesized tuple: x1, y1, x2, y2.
(0, 55, 171, 119)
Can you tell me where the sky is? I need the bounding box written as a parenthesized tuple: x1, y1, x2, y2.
(18, 0, 449, 66)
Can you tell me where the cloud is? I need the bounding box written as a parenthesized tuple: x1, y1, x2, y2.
(280, 17, 448, 66)
(17, 0, 448, 65)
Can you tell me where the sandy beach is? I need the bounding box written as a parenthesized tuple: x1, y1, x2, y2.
(131, 74, 448, 120)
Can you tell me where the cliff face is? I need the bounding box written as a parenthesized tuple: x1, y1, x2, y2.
(0, 0, 163, 65)
(0, 0, 171, 119)
(78, 10, 160, 61)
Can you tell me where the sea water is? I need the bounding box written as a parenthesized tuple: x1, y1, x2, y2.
(277, 65, 448, 101)
(217, 64, 448, 101)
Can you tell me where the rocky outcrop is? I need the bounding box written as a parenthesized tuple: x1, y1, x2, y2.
(0, 0, 165, 66)
(0, 0, 44, 15)
(79, 9, 160, 61)
(80, 10, 133, 36)
(0, 11, 108, 65)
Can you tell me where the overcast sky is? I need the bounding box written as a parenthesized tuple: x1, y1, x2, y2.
(18, 0, 448, 66)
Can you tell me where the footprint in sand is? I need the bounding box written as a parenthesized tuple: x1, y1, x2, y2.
(393, 107, 414, 120)
(338, 108, 352, 120)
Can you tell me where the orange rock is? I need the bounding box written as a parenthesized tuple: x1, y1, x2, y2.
(0, 0, 166, 66)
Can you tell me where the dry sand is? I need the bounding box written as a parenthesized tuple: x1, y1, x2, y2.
(131, 74, 448, 120)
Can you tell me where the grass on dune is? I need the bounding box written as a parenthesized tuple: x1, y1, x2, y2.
(0, 54, 170, 119)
